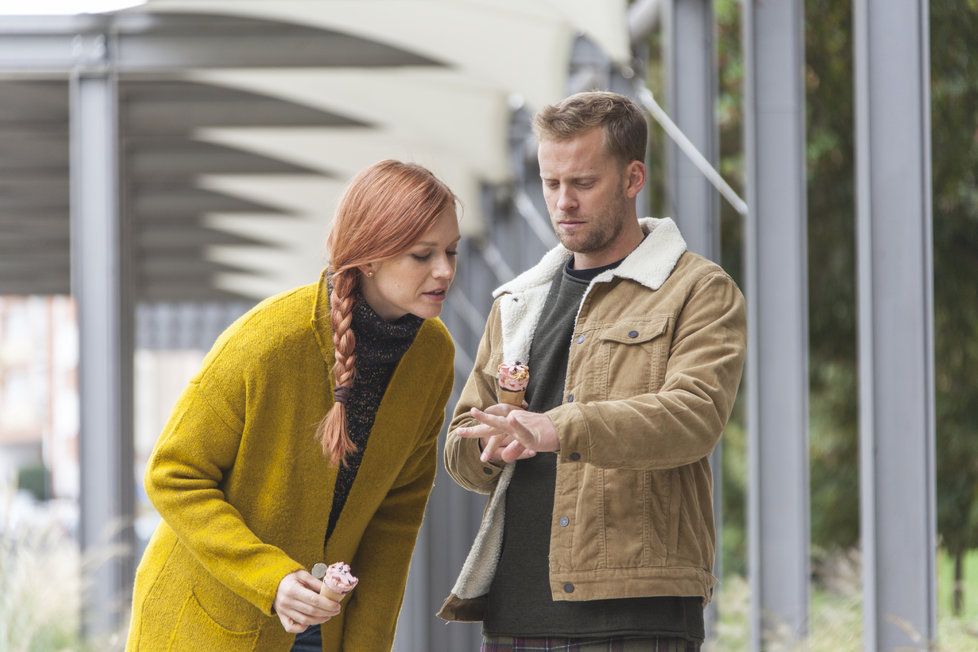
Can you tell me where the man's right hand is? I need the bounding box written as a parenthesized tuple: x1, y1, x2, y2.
(273, 570, 342, 634)
(459, 403, 537, 464)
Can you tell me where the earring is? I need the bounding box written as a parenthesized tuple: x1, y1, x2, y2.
(366, 271, 375, 278)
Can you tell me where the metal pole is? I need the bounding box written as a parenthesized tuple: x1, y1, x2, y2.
(742, 0, 810, 648)
(853, 1, 936, 649)
(664, 0, 719, 258)
(662, 0, 723, 637)
(69, 32, 135, 639)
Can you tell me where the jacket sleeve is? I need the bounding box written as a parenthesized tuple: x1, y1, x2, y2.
(144, 378, 303, 616)
(444, 299, 506, 494)
(547, 272, 747, 471)
(341, 369, 454, 651)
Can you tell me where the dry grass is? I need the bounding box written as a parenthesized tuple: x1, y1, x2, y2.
(0, 490, 126, 652)
(706, 549, 978, 651)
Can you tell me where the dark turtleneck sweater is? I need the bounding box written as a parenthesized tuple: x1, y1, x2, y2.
(325, 296, 423, 543)
(295, 296, 422, 651)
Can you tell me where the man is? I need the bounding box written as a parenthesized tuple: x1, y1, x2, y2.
(438, 91, 746, 651)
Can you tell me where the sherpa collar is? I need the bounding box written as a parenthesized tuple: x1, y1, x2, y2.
(492, 217, 687, 298)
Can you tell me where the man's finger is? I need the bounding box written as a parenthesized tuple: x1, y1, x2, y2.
(483, 403, 520, 417)
(457, 423, 496, 439)
(499, 439, 527, 464)
(470, 407, 514, 431)
(480, 435, 502, 463)
(506, 411, 537, 448)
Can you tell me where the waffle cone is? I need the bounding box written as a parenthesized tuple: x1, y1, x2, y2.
(497, 387, 526, 407)
(319, 585, 350, 603)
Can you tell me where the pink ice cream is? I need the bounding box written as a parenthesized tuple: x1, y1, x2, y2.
(497, 362, 529, 392)
(311, 561, 358, 601)
(323, 562, 358, 595)
(497, 362, 529, 406)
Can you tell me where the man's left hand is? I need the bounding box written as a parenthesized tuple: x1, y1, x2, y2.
(459, 407, 560, 463)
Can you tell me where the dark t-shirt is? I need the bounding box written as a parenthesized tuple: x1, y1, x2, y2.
(483, 256, 704, 640)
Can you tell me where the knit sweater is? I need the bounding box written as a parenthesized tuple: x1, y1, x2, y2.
(326, 297, 423, 543)
(295, 298, 422, 650)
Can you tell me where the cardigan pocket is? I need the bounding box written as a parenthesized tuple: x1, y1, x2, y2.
(167, 590, 260, 652)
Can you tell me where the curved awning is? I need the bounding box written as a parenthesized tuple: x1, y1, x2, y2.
(0, 0, 631, 299)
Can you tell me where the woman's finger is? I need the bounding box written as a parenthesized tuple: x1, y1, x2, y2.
(279, 613, 308, 634)
(283, 595, 334, 621)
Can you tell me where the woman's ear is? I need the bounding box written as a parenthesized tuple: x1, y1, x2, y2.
(358, 264, 376, 279)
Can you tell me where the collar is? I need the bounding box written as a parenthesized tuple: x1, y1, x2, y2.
(492, 217, 687, 298)
(311, 269, 441, 376)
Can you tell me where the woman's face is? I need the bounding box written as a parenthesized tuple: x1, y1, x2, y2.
(359, 208, 460, 321)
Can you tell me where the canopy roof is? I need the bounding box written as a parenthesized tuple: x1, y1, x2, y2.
(0, 0, 629, 299)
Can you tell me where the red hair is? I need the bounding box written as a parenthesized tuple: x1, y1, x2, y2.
(317, 160, 457, 466)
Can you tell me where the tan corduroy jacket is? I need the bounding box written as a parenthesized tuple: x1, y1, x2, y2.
(127, 273, 454, 651)
(439, 218, 746, 622)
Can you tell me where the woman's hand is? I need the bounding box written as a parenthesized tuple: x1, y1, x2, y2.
(274, 570, 342, 634)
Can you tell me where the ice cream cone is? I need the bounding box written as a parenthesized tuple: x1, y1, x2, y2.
(311, 561, 358, 603)
(497, 362, 529, 407)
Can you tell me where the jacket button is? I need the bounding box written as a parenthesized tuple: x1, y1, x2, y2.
(569, 452, 581, 461)
(576, 335, 585, 344)
(483, 467, 494, 475)
(567, 393, 574, 402)
(628, 330, 639, 338)
(559, 516, 569, 527)
(563, 583, 575, 593)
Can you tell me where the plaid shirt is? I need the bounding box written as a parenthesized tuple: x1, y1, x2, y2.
(481, 635, 701, 651)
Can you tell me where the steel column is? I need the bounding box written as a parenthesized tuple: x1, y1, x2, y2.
(69, 35, 135, 639)
(853, 1, 936, 649)
(663, 1, 722, 636)
(664, 0, 719, 259)
(742, 0, 810, 647)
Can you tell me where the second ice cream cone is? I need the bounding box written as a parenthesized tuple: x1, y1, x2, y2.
(497, 362, 529, 407)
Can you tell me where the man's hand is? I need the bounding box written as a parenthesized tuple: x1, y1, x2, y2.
(457, 405, 559, 464)
(456, 403, 537, 464)
(273, 570, 342, 634)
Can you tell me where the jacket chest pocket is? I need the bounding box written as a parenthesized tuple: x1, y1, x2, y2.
(597, 316, 671, 398)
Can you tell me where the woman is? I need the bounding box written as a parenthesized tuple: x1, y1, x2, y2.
(126, 160, 459, 651)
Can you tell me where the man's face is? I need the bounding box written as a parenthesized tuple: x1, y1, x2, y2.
(538, 127, 631, 256)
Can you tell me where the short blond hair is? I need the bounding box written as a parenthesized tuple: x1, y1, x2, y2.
(533, 91, 647, 165)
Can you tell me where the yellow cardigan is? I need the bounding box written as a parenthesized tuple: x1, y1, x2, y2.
(126, 273, 454, 652)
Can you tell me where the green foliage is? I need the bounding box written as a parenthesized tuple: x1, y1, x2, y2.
(715, 0, 747, 577)
(938, 549, 978, 620)
(931, 0, 978, 563)
(804, 0, 860, 553)
(708, 555, 978, 650)
(16, 465, 50, 502)
(708, 0, 978, 578)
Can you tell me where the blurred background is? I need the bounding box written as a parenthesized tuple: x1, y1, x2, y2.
(1, 0, 976, 650)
